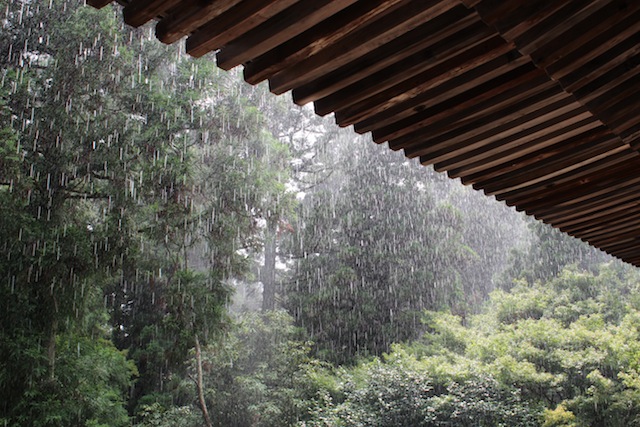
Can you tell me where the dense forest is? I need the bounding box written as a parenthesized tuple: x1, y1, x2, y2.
(2, 2, 640, 426)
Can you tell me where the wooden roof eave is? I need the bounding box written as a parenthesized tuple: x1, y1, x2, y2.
(87, 0, 640, 267)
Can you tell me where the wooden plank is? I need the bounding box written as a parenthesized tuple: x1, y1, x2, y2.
(543, 9, 640, 80)
(507, 159, 640, 216)
(544, 186, 640, 222)
(562, 208, 640, 237)
(155, 0, 243, 45)
(123, 0, 183, 28)
(507, 161, 639, 213)
(396, 87, 569, 157)
(510, 155, 637, 210)
(347, 48, 526, 131)
(456, 121, 609, 183)
(538, 180, 640, 219)
(560, 37, 640, 94)
(86, 0, 113, 8)
(498, 150, 638, 205)
(536, 200, 638, 242)
(581, 236, 640, 257)
(356, 58, 537, 139)
(569, 214, 640, 239)
(541, 186, 640, 225)
(302, 9, 488, 110)
(373, 64, 546, 144)
(585, 223, 640, 245)
(425, 88, 574, 151)
(584, 76, 640, 116)
(598, 239, 640, 257)
(267, 0, 460, 94)
(215, 0, 358, 70)
(313, 20, 494, 114)
(487, 152, 632, 204)
(473, 0, 531, 29)
(477, 139, 624, 196)
(242, 0, 408, 85)
(500, 1, 570, 40)
(610, 113, 640, 140)
(510, 0, 617, 55)
(527, 179, 640, 223)
(623, 126, 640, 150)
(450, 118, 602, 180)
(459, 0, 482, 7)
(310, 19, 496, 115)
(551, 196, 640, 229)
(186, 0, 300, 58)
(589, 93, 640, 138)
(475, 0, 570, 42)
(413, 92, 579, 163)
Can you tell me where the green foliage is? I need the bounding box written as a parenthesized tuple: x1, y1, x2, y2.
(286, 143, 473, 363)
(500, 218, 610, 286)
(0, 284, 136, 427)
(132, 311, 331, 427)
(1, 0, 292, 424)
(302, 351, 538, 426)
(300, 263, 640, 427)
(135, 403, 201, 427)
(4, 3, 640, 427)
(200, 311, 329, 427)
(542, 404, 577, 427)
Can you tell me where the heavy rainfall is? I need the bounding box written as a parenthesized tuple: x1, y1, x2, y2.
(2, 1, 640, 427)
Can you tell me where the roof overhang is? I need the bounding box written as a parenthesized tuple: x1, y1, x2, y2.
(89, 0, 640, 266)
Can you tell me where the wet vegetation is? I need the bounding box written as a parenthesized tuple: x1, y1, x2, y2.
(2, 2, 640, 426)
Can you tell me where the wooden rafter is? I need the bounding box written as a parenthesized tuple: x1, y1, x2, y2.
(90, 0, 640, 267)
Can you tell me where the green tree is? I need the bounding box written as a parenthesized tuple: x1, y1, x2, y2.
(1, 2, 140, 424)
(500, 217, 610, 286)
(420, 264, 640, 426)
(302, 349, 538, 426)
(286, 139, 471, 363)
(134, 311, 328, 427)
(1, 1, 293, 424)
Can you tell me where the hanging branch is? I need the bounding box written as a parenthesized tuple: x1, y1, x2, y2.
(194, 334, 213, 427)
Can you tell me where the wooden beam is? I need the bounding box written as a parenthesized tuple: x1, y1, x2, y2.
(552, 196, 640, 229)
(155, 0, 243, 45)
(375, 64, 546, 145)
(416, 99, 588, 166)
(215, 0, 359, 70)
(449, 118, 602, 180)
(510, 0, 617, 56)
(499, 151, 638, 205)
(535, 3, 640, 75)
(570, 53, 640, 101)
(397, 87, 568, 157)
(477, 139, 624, 196)
(266, 0, 460, 94)
(186, 0, 300, 58)
(123, 0, 183, 28)
(307, 9, 487, 111)
(541, 186, 640, 225)
(562, 208, 640, 237)
(312, 24, 492, 114)
(347, 48, 526, 131)
(514, 154, 639, 208)
(86, 0, 113, 8)
(242, 0, 408, 85)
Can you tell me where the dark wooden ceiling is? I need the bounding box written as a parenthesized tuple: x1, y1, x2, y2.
(89, 0, 640, 267)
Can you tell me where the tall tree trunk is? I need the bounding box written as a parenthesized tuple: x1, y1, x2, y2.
(261, 219, 278, 311)
(47, 296, 59, 380)
(194, 334, 213, 427)
(47, 318, 58, 380)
